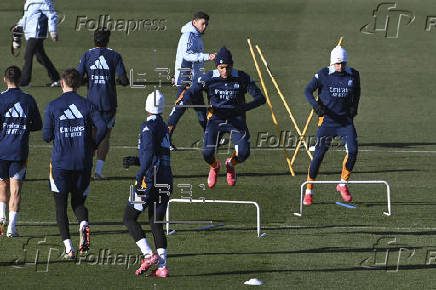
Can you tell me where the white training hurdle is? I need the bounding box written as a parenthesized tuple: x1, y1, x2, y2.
(166, 198, 262, 237)
(294, 180, 391, 217)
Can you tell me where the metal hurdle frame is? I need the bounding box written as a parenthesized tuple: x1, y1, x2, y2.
(294, 180, 391, 217)
(166, 199, 262, 237)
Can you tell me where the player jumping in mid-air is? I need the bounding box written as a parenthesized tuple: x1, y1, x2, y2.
(78, 28, 129, 179)
(167, 11, 216, 151)
(0, 66, 42, 237)
(123, 90, 172, 277)
(303, 44, 360, 205)
(43, 68, 107, 259)
(180, 46, 266, 188)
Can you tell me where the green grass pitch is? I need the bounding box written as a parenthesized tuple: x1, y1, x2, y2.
(0, 0, 436, 288)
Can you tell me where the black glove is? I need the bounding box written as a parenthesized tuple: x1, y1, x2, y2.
(314, 103, 325, 117)
(11, 26, 23, 36)
(348, 106, 358, 118)
(116, 75, 129, 86)
(10, 26, 23, 57)
(123, 156, 140, 168)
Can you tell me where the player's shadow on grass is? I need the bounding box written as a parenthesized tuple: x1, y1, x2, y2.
(169, 246, 390, 259)
(353, 201, 436, 207)
(321, 168, 422, 175)
(327, 230, 436, 236)
(25, 177, 134, 182)
(25, 168, 421, 182)
(0, 259, 80, 268)
(169, 263, 436, 277)
(360, 142, 436, 148)
(174, 168, 422, 178)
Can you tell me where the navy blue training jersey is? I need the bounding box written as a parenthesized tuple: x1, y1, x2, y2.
(42, 91, 107, 170)
(78, 47, 127, 112)
(0, 88, 42, 161)
(305, 65, 360, 126)
(183, 69, 266, 119)
(136, 115, 172, 188)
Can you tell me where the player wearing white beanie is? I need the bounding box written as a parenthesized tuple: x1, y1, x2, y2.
(123, 89, 172, 277)
(330, 46, 348, 65)
(145, 90, 165, 114)
(303, 41, 361, 206)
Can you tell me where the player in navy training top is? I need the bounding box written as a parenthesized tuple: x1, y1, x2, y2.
(43, 68, 107, 259)
(180, 46, 266, 188)
(0, 66, 42, 237)
(123, 90, 172, 277)
(78, 28, 129, 179)
(303, 45, 361, 206)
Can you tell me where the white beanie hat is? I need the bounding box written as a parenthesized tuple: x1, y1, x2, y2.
(330, 46, 347, 65)
(145, 90, 165, 114)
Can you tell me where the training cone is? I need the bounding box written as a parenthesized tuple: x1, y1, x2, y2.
(244, 278, 264, 285)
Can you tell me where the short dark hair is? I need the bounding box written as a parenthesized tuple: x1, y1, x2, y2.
(4, 66, 21, 85)
(61, 68, 81, 90)
(94, 27, 111, 47)
(193, 11, 209, 21)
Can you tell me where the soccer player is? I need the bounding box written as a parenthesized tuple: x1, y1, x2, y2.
(180, 46, 266, 188)
(15, 0, 61, 88)
(0, 66, 42, 237)
(123, 90, 172, 277)
(167, 11, 216, 150)
(43, 68, 107, 259)
(302, 45, 360, 205)
(78, 28, 129, 179)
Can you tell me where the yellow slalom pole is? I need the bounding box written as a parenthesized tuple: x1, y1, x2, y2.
(290, 108, 314, 167)
(247, 38, 295, 176)
(255, 44, 313, 160)
(337, 36, 343, 46)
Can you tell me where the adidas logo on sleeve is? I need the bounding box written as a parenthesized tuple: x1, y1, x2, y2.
(5, 102, 26, 118)
(59, 104, 83, 120)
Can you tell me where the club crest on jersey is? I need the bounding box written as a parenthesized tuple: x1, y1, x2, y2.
(234, 83, 239, 89)
(348, 79, 353, 86)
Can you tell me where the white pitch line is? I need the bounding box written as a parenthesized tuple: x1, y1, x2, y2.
(170, 147, 436, 154)
(18, 221, 58, 225)
(358, 149, 436, 153)
(275, 225, 436, 230)
(15, 221, 436, 231)
(29, 145, 436, 153)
